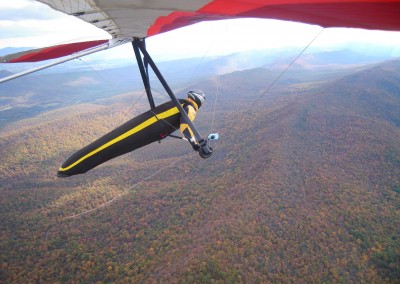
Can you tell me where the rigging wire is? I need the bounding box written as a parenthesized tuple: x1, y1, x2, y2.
(241, 28, 325, 117)
(60, 30, 224, 220)
(60, 45, 214, 220)
(148, 108, 193, 142)
(207, 26, 228, 145)
(210, 80, 219, 135)
(76, 57, 149, 129)
(151, 87, 171, 102)
(144, 33, 222, 143)
(76, 57, 125, 98)
(62, 152, 190, 220)
(208, 81, 219, 148)
(112, 90, 146, 128)
(179, 25, 227, 145)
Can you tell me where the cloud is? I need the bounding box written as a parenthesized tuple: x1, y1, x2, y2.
(0, 0, 109, 48)
(0, 0, 59, 21)
(63, 76, 99, 87)
(0, 0, 33, 9)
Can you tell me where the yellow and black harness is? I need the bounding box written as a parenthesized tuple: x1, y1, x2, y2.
(57, 99, 196, 177)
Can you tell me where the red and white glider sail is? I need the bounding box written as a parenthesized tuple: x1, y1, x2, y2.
(0, 38, 131, 83)
(38, 0, 400, 39)
(148, 0, 400, 36)
(1, 40, 108, 63)
(2, 0, 400, 64)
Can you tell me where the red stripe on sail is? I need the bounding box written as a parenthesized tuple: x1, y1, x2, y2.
(147, 0, 400, 37)
(8, 40, 109, 63)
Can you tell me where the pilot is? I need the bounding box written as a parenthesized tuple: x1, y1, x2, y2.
(179, 89, 206, 151)
(57, 89, 210, 177)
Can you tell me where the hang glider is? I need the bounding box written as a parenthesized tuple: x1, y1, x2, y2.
(2, 0, 400, 173)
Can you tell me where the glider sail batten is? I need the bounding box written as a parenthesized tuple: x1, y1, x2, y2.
(36, 0, 400, 40)
(37, 0, 212, 38)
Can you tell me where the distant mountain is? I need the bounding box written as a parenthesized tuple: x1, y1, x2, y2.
(0, 49, 283, 128)
(0, 48, 397, 129)
(267, 49, 392, 70)
(0, 64, 147, 128)
(320, 59, 400, 127)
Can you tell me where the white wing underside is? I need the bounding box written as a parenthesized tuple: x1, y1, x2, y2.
(37, 0, 212, 38)
(2, 0, 400, 82)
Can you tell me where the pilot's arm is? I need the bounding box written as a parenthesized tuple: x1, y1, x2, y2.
(179, 103, 199, 150)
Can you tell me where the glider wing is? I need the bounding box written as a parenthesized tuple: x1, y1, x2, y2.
(36, 0, 400, 39)
(2, 1, 400, 64)
(0, 40, 108, 63)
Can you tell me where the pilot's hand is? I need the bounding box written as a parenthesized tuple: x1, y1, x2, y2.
(199, 146, 213, 159)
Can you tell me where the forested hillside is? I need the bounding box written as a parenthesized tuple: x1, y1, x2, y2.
(1, 59, 400, 283)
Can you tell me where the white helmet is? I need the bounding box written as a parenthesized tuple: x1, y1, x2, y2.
(188, 89, 206, 107)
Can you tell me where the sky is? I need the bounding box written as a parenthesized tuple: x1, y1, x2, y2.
(1, 0, 400, 61)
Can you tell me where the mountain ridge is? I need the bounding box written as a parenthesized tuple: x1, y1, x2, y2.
(0, 55, 400, 283)
(1, 48, 397, 129)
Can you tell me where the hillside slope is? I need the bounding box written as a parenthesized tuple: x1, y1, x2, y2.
(1, 60, 400, 283)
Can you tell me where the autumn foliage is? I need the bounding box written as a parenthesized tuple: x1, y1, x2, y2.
(1, 60, 400, 283)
